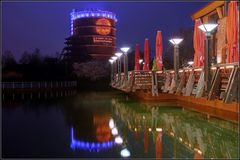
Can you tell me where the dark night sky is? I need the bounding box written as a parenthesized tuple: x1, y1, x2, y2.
(2, 1, 208, 60)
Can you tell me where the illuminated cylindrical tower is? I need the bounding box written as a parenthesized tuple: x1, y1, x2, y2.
(69, 9, 117, 60)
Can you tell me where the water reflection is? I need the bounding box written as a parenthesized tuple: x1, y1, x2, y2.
(70, 127, 114, 152)
(3, 91, 238, 158)
(111, 98, 238, 159)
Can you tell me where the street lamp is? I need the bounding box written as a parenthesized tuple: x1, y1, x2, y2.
(169, 38, 183, 87)
(115, 52, 123, 85)
(198, 23, 218, 93)
(120, 47, 130, 82)
(188, 61, 194, 65)
(188, 61, 194, 68)
(111, 56, 118, 84)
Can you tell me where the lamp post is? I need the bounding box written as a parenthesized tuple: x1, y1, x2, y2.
(120, 47, 130, 82)
(109, 59, 114, 84)
(198, 23, 218, 93)
(111, 56, 118, 83)
(169, 38, 183, 87)
(115, 52, 123, 85)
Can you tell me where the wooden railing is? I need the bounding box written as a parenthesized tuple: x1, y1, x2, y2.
(111, 63, 239, 103)
(2, 81, 77, 89)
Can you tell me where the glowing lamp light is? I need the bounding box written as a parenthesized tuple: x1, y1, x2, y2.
(169, 38, 183, 45)
(70, 9, 117, 35)
(179, 137, 183, 142)
(111, 56, 118, 61)
(120, 47, 130, 53)
(120, 148, 131, 157)
(194, 148, 203, 155)
(115, 52, 123, 57)
(188, 61, 194, 65)
(111, 127, 118, 136)
(148, 128, 152, 132)
(198, 23, 218, 33)
(109, 59, 114, 64)
(114, 136, 123, 144)
(139, 59, 143, 64)
(156, 128, 162, 132)
(109, 118, 115, 129)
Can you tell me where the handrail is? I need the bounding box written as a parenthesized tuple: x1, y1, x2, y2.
(1, 81, 77, 89)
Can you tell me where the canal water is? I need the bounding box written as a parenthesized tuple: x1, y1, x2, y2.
(2, 90, 239, 158)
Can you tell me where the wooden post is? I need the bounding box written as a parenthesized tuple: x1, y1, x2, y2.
(216, 7, 223, 19)
(224, 0, 228, 16)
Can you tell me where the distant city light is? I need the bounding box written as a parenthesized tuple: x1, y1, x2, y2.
(120, 148, 131, 157)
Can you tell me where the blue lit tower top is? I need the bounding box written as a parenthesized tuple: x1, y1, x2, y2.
(70, 9, 117, 35)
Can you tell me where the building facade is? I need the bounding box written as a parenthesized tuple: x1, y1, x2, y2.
(63, 9, 117, 62)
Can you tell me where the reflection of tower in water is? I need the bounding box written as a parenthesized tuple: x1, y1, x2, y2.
(65, 102, 115, 152)
(93, 114, 112, 142)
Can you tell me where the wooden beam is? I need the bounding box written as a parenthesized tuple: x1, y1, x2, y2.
(216, 7, 223, 18)
(191, 1, 225, 20)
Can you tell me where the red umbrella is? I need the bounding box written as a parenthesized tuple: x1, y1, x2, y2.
(134, 44, 140, 70)
(156, 31, 163, 70)
(199, 27, 205, 66)
(143, 38, 150, 71)
(144, 128, 149, 153)
(227, 1, 239, 63)
(193, 19, 205, 67)
(155, 132, 162, 159)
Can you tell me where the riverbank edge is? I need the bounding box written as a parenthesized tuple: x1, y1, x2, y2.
(128, 90, 239, 123)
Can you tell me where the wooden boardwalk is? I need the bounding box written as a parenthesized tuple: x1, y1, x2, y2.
(111, 63, 239, 122)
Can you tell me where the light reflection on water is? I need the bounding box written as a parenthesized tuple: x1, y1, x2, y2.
(70, 127, 115, 152)
(2, 91, 238, 158)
